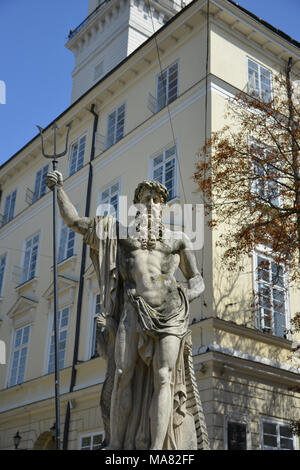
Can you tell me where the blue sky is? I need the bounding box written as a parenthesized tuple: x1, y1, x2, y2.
(0, 0, 299, 166)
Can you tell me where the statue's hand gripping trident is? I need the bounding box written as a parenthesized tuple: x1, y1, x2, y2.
(46, 170, 63, 191)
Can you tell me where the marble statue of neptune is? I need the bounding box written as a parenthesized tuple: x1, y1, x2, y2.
(46, 171, 210, 450)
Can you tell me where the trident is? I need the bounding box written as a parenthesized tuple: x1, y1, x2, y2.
(37, 121, 72, 450)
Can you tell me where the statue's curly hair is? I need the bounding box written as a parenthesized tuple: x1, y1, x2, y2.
(133, 180, 169, 204)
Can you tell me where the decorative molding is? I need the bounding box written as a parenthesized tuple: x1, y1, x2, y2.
(57, 255, 78, 274)
(210, 2, 300, 71)
(192, 315, 293, 350)
(42, 275, 78, 311)
(6, 296, 38, 328)
(194, 342, 299, 376)
(15, 278, 38, 296)
(211, 0, 300, 58)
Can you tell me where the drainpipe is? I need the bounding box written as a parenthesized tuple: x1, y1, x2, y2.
(62, 104, 99, 449)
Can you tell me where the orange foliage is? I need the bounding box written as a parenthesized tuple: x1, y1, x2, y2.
(194, 69, 300, 283)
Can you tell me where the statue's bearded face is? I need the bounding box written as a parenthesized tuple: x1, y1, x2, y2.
(138, 188, 163, 218)
(135, 189, 164, 246)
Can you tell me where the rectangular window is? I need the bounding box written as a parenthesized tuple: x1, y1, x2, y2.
(106, 104, 126, 149)
(58, 219, 76, 263)
(33, 164, 49, 203)
(21, 233, 40, 284)
(152, 145, 177, 200)
(9, 325, 30, 387)
(156, 62, 178, 112)
(262, 420, 295, 450)
(0, 254, 7, 297)
(80, 433, 103, 450)
(91, 294, 101, 358)
(48, 307, 70, 373)
(248, 58, 272, 102)
(2, 190, 17, 226)
(255, 252, 288, 338)
(69, 135, 86, 176)
(98, 181, 120, 218)
(227, 422, 247, 450)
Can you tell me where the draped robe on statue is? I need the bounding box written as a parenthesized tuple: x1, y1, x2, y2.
(83, 215, 210, 450)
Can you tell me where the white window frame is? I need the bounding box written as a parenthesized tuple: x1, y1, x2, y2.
(21, 232, 40, 285)
(253, 247, 291, 338)
(156, 61, 179, 112)
(68, 134, 87, 176)
(150, 144, 178, 201)
(2, 189, 17, 226)
(8, 324, 31, 387)
(33, 164, 49, 203)
(247, 57, 273, 102)
(97, 180, 121, 219)
(0, 253, 7, 297)
(47, 306, 70, 374)
(260, 417, 297, 450)
(78, 431, 104, 450)
(105, 103, 126, 149)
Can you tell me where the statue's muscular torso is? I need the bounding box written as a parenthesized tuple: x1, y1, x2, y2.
(118, 234, 184, 312)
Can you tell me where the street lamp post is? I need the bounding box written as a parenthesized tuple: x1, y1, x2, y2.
(13, 431, 21, 450)
(37, 121, 72, 450)
(50, 423, 57, 441)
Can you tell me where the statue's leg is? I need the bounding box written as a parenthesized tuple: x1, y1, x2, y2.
(109, 303, 138, 450)
(150, 335, 181, 450)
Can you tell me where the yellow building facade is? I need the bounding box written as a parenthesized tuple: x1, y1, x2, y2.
(0, 0, 299, 450)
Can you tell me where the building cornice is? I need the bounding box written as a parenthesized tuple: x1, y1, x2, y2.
(225, 0, 300, 49)
(194, 347, 300, 388)
(0, 357, 106, 418)
(192, 316, 294, 350)
(210, 8, 299, 70)
(212, 0, 300, 55)
(42, 275, 78, 302)
(66, 0, 128, 49)
(65, 0, 179, 50)
(0, 366, 72, 414)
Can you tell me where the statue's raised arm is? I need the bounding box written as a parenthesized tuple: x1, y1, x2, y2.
(46, 170, 92, 235)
